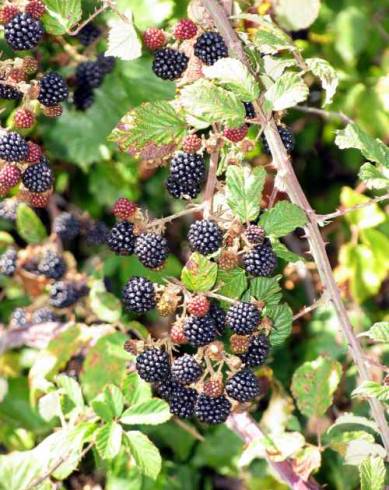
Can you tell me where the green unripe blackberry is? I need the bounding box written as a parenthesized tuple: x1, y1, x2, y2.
(171, 354, 203, 384)
(225, 369, 260, 402)
(188, 219, 223, 255)
(121, 276, 156, 313)
(226, 302, 261, 335)
(136, 348, 170, 383)
(195, 394, 231, 424)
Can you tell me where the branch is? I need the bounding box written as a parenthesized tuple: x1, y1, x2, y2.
(292, 294, 329, 321)
(201, 0, 389, 456)
(203, 148, 220, 219)
(294, 105, 352, 125)
(317, 193, 389, 222)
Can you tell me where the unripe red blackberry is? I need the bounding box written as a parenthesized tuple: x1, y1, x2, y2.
(218, 249, 239, 270)
(230, 334, 250, 354)
(20, 189, 50, 208)
(152, 48, 189, 80)
(243, 240, 277, 277)
(53, 212, 80, 240)
(76, 22, 101, 46)
(22, 159, 53, 193)
(226, 302, 261, 335)
(14, 108, 35, 129)
(240, 334, 270, 368)
(0, 83, 22, 101)
(187, 295, 210, 317)
(184, 314, 217, 347)
(174, 19, 198, 40)
(195, 394, 231, 424)
(75, 61, 104, 89)
(171, 354, 203, 385)
(169, 384, 198, 418)
(26, 141, 42, 163)
(165, 175, 201, 200)
(134, 232, 168, 269)
(42, 105, 63, 118)
(203, 377, 224, 398)
(0, 165, 21, 189)
(261, 126, 295, 155)
(38, 250, 66, 280)
(0, 131, 29, 162)
(188, 219, 223, 255)
(9, 68, 26, 83)
(182, 134, 202, 153)
(38, 72, 68, 107)
(143, 27, 166, 50)
(170, 323, 188, 344)
(194, 32, 228, 66)
(122, 276, 156, 313)
(22, 56, 38, 74)
(0, 247, 17, 276)
(4, 13, 44, 51)
(112, 197, 137, 220)
(107, 222, 136, 256)
(223, 125, 248, 143)
(245, 224, 265, 245)
(225, 369, 260, 402)
(136, 348, 170, 383)
(25, 0, 46, 19)
(0, 5, 20, 25)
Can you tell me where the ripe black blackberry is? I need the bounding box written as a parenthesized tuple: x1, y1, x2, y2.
(195, 394, 231, 424)
(171, 354, 203, 384)
(194, 32, 228, 65)
(261, 126, 295, 155)
(0, 131, 29, 162)
(134, 233, 168, 269)
(32, 307, 59, 324)
(136, 348, 170, 383)
(170, 152, 206, 186)
(245, 224, 265, 245)
(4, 13, 44, 50)
(97, 54, 116, 75)
(49, 281, 85, 308)
(76, 22, 101, 46)
(154, 377, 180, 401)
(152, 48, 189, 80)
(73, 84, 95, 111)
(75, 61, 104, 89)
(0, 248, 17, 276)
(37, 72, 68, 107)
(122, 276, 156, 313)
(240, 334, 270, 367)
(243, 101, 256, 119)
(208, 301, 226, 334)
(188, 219, 223, 255)
(184, 314, 217, 347)
(22, 160, 53, 193)
(53, 212, 80, 241)
(107, 222, 136, 256)
(10, 308, 29, 328)
(166, 176, 201, 200)
(226, 302, 261, 335)
(225, 369, 260, 402)
(169, 384, 198, 418)
(84, 220, 109, 245)
(0, 83, 22, 100)
(243, 240, 277, 277)
(38, 250, 66, 280)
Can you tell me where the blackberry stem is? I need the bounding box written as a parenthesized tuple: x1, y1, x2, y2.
(146, 204, 203, 229)
(203, 135, 221, 219)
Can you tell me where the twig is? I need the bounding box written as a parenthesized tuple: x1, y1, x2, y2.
(294, 105, 353, 125)
(147, 204, 203, 228)
(292, 294, 329, 321)
(207, 291, 237, 304)
(317, 193, 389, 222)
(174, 417, 205, 441)
(203, 148, 220, 219)
(67, 4, 108, 35)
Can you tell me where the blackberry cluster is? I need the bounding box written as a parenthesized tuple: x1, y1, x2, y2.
(152, 48, 189, 80)
(0, 131, 29, 162)
(0, 248, 17, 276)
(32, 307, 60, 324)
(261, 126, 295, 155)
(169, 384, 198, 418)
(76, 23, 101, 46)
(107, 222, 136, 256)
(136, 348, 170, 383)
(194, 32, 228, 65)
(38, 250, 66, 280)
(54, 212, 80, 241)
(22, 160, 53, 193)
(171, 354, 203, 384)
(195, 394, 231, 424)
(184, 315, 217, 347)
(188, 219, 223, 255)
(4, 13, 44, 50)
(243, 240, 277, 277)
(0, 83, 22, 100)
(134, 233, 168, 269)
(226, 302, 261, 335)
(38, 72, 68, 107)
(50, 281, 87, 308)
(166, 152, 206, 200)
(240, 334, 270, 367)
(122, 276, 156, 313)
(225, 369, 260, 402)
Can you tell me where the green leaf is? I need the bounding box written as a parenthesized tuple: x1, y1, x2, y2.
(179, 79, 246, 129)
(121, 398, 171, 425)
(259, 201, 307, 237)
(203, 58, 260, 102)
(216, 268, 248, 301)
(326, 413, 380, 438)
(360, 229, 389, 270)
(274, 0, 320, 31)
(42, 0, 82, 35)
(0, 231, 14, 254)
(246, 275, 283, 305)
(345, 440, 386, 466)
(249, 16, 295, 54)
(226, 166, 266, 222)
(340, 187, 386, 229)
(95, 422, 123, 460)
(263, 55, 297, 80)
(106, 11, 142, 61)
(38, 391, 62, 422)
(305, 58, 338, 106)
(361, 322, 389, 343)
(358, 163, 389, 190)
(266, 303, 293, 347)
(123, 372, 152, 405)
(126, 430, 162, 479)
(90, 280, 122, 323)
(327, 431, 374, 457)
(264, 73, 309, 111)
(271, 239, 304, 263)
(334, 7, 367, 65)
(56, 374, 84, 409)
(359, 456, 386, 490)
(181, 252, 218, 293)
(92, 385, 124, 422)
(352, 381, 389, 402)
(16, 203, 47, 244)
(291, 356, 342, 417)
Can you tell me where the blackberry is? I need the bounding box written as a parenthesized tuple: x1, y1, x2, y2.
(97, 54, 116, 75)
(225, 369, 260, 402)
(182, 134, 202, 154)
(261, 126, 295, 155)
(208, 301, 226, 334)
(0, 131, 29, 162)
(223, 125, 248, 143)
(76, 22, 101, 46)
(187, 295, 210, 317)
(0, 199, 18, 221)
(122, 276, 156, 313)
(0, 83, 22, 100)
(143, 27, 166, 50)
(194, 32, 228, 66)
(84, 221, 109, 245)
(154, 377, 180, 401)
(73, 84, 95, 111)
(38, 72, 68, 107)
(136, 348, 170, 383)
(32, 307, 59, 324)
(54, 212, 80, 240)
(170, 152, 206, 186)
(171, 354, 203, 384)
(14, 108, 35, 129)
(174, 19, 197, 40)
(0, 248, 17, 276)
(50, 281, 85, 308)
(243, 101, 256, 119)
(184, 315, 217, 347)
(243, 240, 277, 277)
(245, 224, 265, 245)
(226, 302, 261, 335)
(107, 222, 136, 256)
(169, 384, 198, 418)
(112, 197, 137, 220)
(195, 394, 231, 424)
(134, 232, 168, 269)
(152, 48, 189, 80)
(166, 176, 201, 200)
(188, 219, 223, 255)
(4, 13, 44, 51)
(10, 308, 29, 328)
(38, 250, 66, 279)
(75, 61, 104, 89)
(22, 160, 53, 193)
(240, 334, 270, 368)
